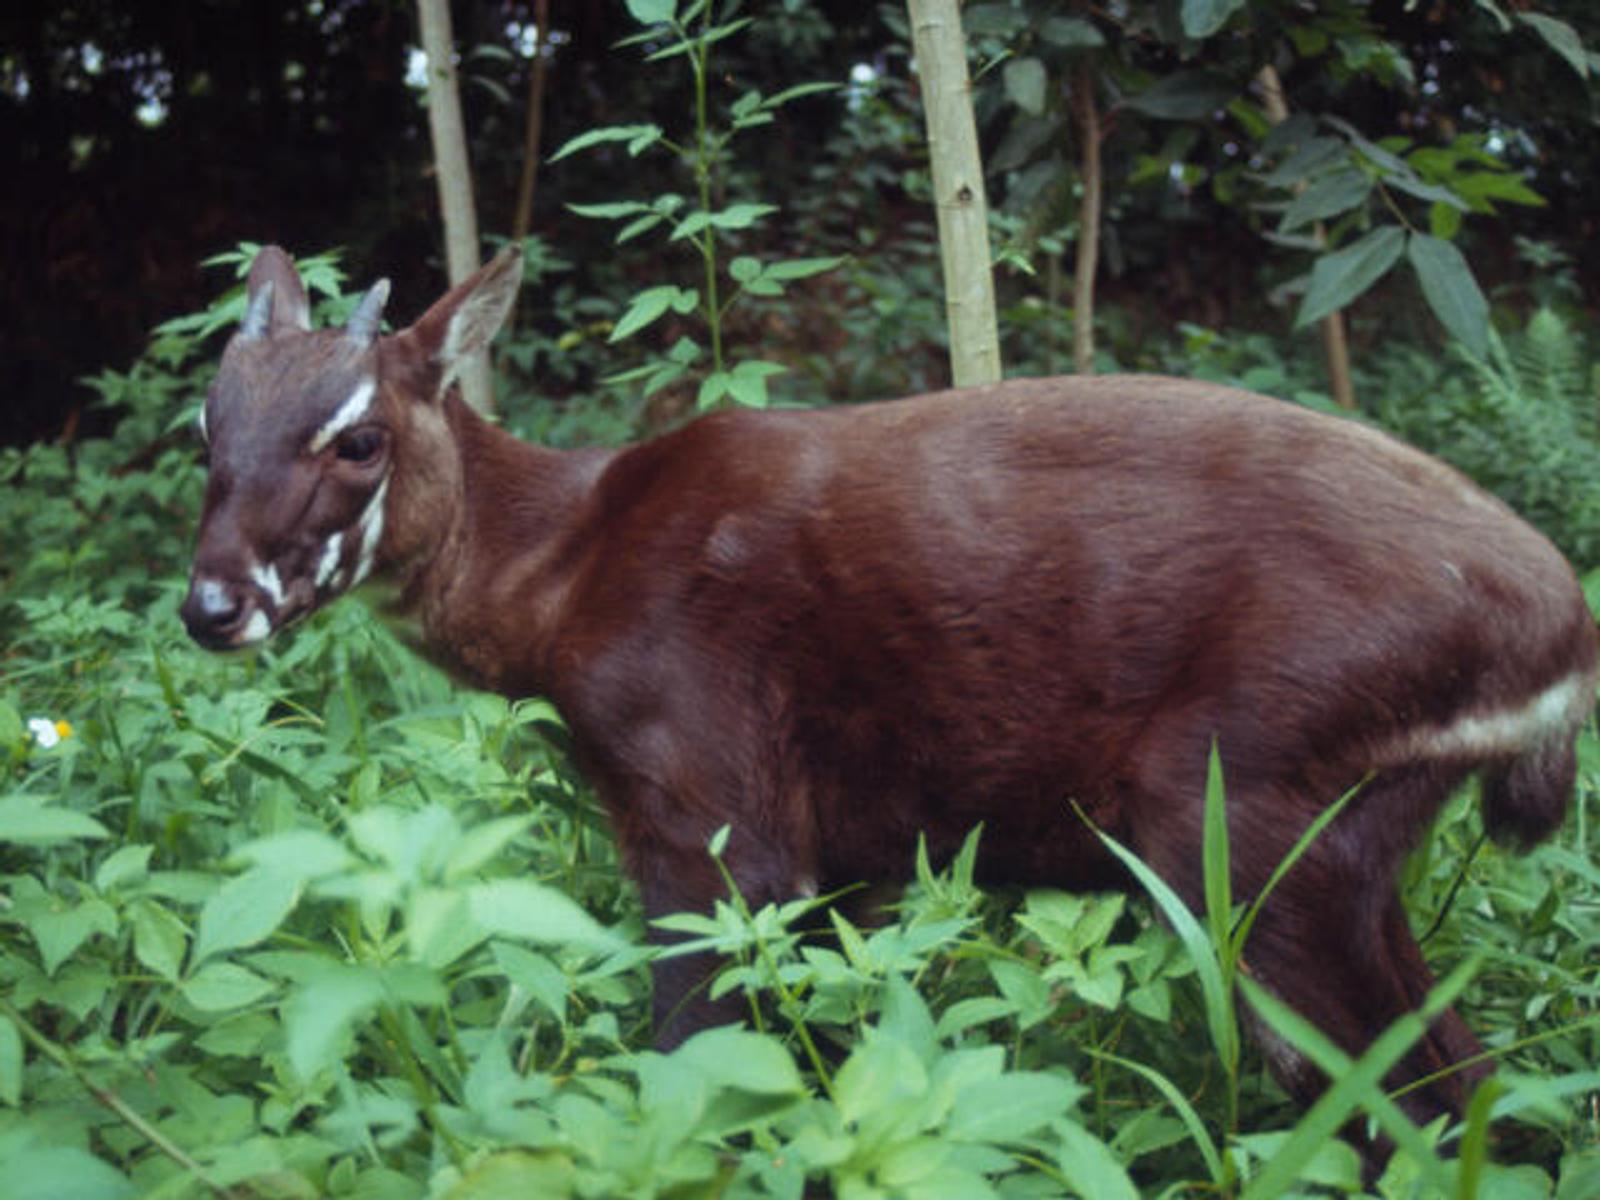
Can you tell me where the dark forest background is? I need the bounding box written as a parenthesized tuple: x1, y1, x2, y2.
(5, 0, 1599, 448)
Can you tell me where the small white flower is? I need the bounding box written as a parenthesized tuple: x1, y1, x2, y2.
(27, 717, 71, 749)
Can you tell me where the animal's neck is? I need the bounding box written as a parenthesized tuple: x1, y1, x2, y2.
(378, 394, 614, 694)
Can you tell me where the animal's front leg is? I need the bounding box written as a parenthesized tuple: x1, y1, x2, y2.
(615, 784, 814, 1048)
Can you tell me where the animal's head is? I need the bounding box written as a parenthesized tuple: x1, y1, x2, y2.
(181, 245, 522, 650)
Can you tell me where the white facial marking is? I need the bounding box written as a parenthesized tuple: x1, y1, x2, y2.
(314, 532, 345, 589)
(196, 404, 209, 444)
(238, 610, 272, 645)
(248, 562, 286, 609)
(308, 378, 377, 454)
(351, 476, 390, 587)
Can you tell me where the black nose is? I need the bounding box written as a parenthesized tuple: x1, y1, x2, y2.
(180, 577, 252, 649)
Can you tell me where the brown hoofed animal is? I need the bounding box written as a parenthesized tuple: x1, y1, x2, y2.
(183, 245, 1597, 1137)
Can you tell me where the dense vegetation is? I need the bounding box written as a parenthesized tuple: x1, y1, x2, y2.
(3, 1, 1600, 1197)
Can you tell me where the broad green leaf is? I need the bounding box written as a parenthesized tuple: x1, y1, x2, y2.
(1004, 57, 1048, 116)
(1124, 71, 1234, 120)
(834, 1034, 927, 1127)
(1052, 1117, 1140, 1200)
(493, 942, 570, 1023)
(234, 829, 353, 882)
(1182, 0, 1247, 39)
(0, 1015, 21, 1106)
(947, 1072, 1079, 1141)
(24, 895, 117, 976)
(1279, 169, 1371, 232)
(94, 844, 153, 892)
(673, 1027, 803, 1094)
(467, 879, 616, 949)
(407, 887, 485, 968)
(726, 360, 785, 408)
(194, 866, 301, 962)
(1041, 16, 1104, 47)
(1407, 233, 1489, 357)
(729, 255, 763, 283)
(625, 0, 676, 24)
(0, 701, 23, 750)
(130, 900, 189, 982)
(182, 961, 276, 1011)
(610, 285, 688, 342)
(1260, 136, 1345, 189)
(0, 795, 109, 845)
(444, 815, 534, 880)
(1519, 13, 1588, 79)
(1294, 225, 1405, 328)
(284, 966, 385, 1079)
(5, 1147, 134, 1200)
(445, 1150, 577, 1199)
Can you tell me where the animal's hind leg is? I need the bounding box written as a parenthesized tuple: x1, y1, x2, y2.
(1243, 866, 1483, 1133)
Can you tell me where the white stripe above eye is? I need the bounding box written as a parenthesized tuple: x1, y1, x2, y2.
(309, 378, 377, 454)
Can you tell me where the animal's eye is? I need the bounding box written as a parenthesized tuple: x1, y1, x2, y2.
(335, 428, 385, 464)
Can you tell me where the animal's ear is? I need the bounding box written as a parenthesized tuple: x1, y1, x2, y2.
(399, 247, 525, 400)
(239, 245, 312, 340)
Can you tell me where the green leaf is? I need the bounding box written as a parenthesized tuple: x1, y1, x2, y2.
(1294, 225, 1405, 328)
(566, 200, 653, 220)
(549, 123, 662, 163)
(1181, 0, 1247, 39)
(0, 1014, 22, 1106)
(0, 701, 23, 751)
(194, 867, 301, 963)
(93, 844, 153, 892)
(1518, 13, 1588, 79)
(182, 962, 276, 1011)
(0, 795, 109, 845)
(1052, 1117, 1141, 1200)
(130, 900, 189, 982)
(444, 815, 534, 881)
(4, 1147, 134, 1200)
(284, 966, 384, 1079)
(1279, 169, 1371, 231)
(625, 0, 676, 24)
(834, 1035, 926, 1127)
(764, 255, 847, 281)
(1123, 72, 1235, 120)
(946, 1072, 1079, 1141)
(672, 1027, 803, 1093)
(1040, 16, 1104, 47)
(1004, 57, 1048, 117)
(1407, 234, 1489, 357)
(467, 879, 616, 949)
(610, 286, 689, 342)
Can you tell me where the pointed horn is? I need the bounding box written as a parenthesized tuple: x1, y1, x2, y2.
(346, 279, 391, 347)
(240, 280, 275, 341)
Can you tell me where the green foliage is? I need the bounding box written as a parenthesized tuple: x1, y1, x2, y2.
(4, 272, 1600, 1196)
(551, 0, 843, 413)
(1371, 307, 1600, 567)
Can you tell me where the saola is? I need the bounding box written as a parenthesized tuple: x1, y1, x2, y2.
(183, 245, 1597, 1139)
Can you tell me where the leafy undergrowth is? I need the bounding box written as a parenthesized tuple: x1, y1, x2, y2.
(3, 324, 1600, 1198)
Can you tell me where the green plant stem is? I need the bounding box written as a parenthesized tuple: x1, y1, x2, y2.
(689, 6, 724, 375)
(0, 996, 230, 1196)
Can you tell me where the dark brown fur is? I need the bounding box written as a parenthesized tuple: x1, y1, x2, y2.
(184, 248, 1599, 1140)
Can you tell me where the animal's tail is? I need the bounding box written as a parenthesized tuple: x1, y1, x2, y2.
(1479, 672, 1594, 851)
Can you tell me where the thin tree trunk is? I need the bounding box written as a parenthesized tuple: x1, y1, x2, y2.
(1071, 59, 1101, 375)
(1256, 64, 1355, 410)
(906, 0, 1001, 388)
(416, 0, 494, 413)
(511, 0, 551, 243)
